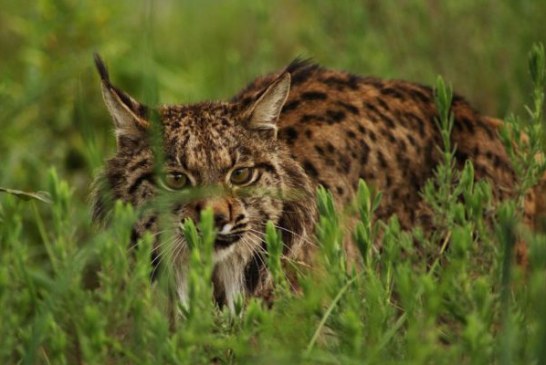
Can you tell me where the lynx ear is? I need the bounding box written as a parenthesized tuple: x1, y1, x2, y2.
(244, 72, 291, 138)
(94, 53, 149, 146)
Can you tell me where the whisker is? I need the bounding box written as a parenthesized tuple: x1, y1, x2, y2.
(152, 233, 187, 270)
(240, 236, 269, 269)
(244, 231, 303, 292)
(151, 237, 177, 268)
(246, 229, 313, 271)
(245, 230, 301, 266)
(150, 235, 178, 252)
(253, 217, 316, 247)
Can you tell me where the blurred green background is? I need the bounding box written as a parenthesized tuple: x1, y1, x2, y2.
(1, 0, 545, 202)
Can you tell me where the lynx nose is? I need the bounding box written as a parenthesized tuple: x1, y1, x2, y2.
(213, 212, 229, 230)
(191, 198, 232, 231)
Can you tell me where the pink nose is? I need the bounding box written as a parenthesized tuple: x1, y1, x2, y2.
(189, 198, 232, 229)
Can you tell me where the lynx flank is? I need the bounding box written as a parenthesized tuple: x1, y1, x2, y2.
(92, 56, 535, 308)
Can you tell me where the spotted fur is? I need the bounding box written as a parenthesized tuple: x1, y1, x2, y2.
(92, 55, 539, 308)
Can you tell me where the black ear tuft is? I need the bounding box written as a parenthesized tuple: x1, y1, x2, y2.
(93, 53, 110, 83)
(94, 53, 149, 146)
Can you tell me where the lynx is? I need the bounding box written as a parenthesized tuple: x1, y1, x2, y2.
(92, 55, 543, 309)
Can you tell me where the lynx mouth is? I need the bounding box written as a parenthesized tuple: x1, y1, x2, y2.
(214, 232, 243, 249)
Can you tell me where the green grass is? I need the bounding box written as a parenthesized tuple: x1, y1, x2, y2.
(1, 1, 546, 364)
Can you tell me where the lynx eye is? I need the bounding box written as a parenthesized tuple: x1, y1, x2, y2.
(230, 167, 254, 185)
(162, 172, 188, 190)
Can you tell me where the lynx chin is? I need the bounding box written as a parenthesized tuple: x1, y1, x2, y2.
(91, 54, 543, 309)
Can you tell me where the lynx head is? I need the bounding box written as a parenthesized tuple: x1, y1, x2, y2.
(91, 54, 316, 307)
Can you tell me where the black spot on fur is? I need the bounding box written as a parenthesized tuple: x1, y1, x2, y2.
(492, 154, 501, 168)
(339, 155, 351, 174)
(407, 87, 431, 104)
(318, 180, 331, 190)
(282, 100, 300, 113)
(301, 114, 326, 123)
(396, 151, 409, 170)
(381, 87, 406, 100)
(377, 151, 388, 168)
(315, 145, 325, 156)
(301, 91, 328, 100)
(347, 75, 360, 90)
(303, 160, 319, 178)
(361, 77, 384, 89)
(459, 117, 475, 134)
(336, 101, 359, 115)
(360, 170, 375, 181)
(455, 150, 469, 163)
(409, 172, 421, 191)
(380, 128, 396, 144)
(451, 94, 467, 106)
(279, 127, 299, 145)
(400, 111, 420, 129)
(377, 98, 390, 111)
(357, 124, 367, 134)
(321, 76, 349, 90)
(385, 174, 392, 187)
(326, 110, 346, 124)
(424, 142, 436, 169)
(360, 144, 370, 165)
(364, 101, 396, 129)
(380, 113, 396, 129)
(364, 101, 380, 114)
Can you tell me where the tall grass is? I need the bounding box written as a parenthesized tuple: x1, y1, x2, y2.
(1, 1, 546, 364)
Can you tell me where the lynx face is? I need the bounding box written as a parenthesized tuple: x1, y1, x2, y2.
(91, 55, 315, 308)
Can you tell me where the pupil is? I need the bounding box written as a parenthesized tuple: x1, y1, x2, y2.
(170, 174, 184, 185)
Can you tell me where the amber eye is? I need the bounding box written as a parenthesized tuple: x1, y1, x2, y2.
(162, 172, 189, 190)
(230, 167, 254, 185)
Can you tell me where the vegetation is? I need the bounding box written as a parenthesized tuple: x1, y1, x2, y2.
(1, 1, 546, 364)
